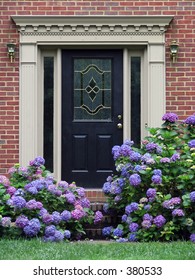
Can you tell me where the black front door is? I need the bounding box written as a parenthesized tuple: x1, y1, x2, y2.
(62, 50, 123, 188)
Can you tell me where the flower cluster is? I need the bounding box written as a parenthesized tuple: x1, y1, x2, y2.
(0, 157, 98, 242)
(102, 113, 195, 242)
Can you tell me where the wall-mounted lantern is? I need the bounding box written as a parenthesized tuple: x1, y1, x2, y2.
(7, 42, 16, 63)
(170, 40, 179, 63)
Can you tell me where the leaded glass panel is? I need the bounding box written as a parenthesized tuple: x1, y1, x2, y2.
(74, 58, 112, 121)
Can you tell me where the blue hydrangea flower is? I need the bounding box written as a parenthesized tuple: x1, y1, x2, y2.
(160, 157, 171, 163)
(153, 169, 162, 176)
(121, 214, 128, 222)
(190, 191, 195, 202)
(45, 225, 56, 237)
(102, 182, 111, 194)
(129, 174, 141, 186)
(102, 226, 113, 236)
(188, 140, 195, 148)
(125, 202, 139, 214)
(52, 211, 62, 224)
(113, 228, 123, 237)
(116, 238, 128, 243)
(64, 230, 71, 239)
(129, 151, 141, 162)
(61, 210, 71, 221)
(23, 218, 41, 237)
(129, 222, 139, 232)
(12, 196, 26, 209)
(128, 233, 137, 242)
(54, 230, 64, 242)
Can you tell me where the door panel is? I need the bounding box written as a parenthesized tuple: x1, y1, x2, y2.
(62, 50, 123, 188)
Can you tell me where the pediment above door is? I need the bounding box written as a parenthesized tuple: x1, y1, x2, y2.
(12, 15, 173, 44)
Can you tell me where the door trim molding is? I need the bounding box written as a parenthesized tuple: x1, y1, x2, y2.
(12, 15, 173, 181)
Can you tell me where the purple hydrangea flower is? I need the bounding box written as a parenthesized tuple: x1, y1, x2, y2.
(143, 214, 153, 222)
(129, 222, 139, 232)
(190, 233, 195, 243)
(102, 226, 113, 236)
(77, 197, 91, 208)
(141, 220, 152, 229)
(64, 230, 71, 239)
(0, 175, 9, 186)
(7, 186, 16, 196)
(29, 156, 45, 167)
(42, 213, 53, 225)
(12, 196, 26, 209)
(58, 180, 69, 190)
(146, 188, 157, 198)
(152, 175, 162, 185)
(94, 211, 103, 224)
(65, 193, 76, 204)
(125, 202, 139, 214)
(184, 115, 195, 126)
(26, 199, 38, 210)
(61, 210, 71, 221)
(128, 233, 137, 242)
(52, 211, 62, 224)
(162, 112, 178, 123)
(71, 209, 85, 220)
(160, 157, 171, 163)
(1, 217, 11, 227)
(145, 142, 162, 154)
(76, 187, 85, 197)
(153, 215, 166, 228)
(170, 197, 181, 205)
(15, 215, 29, 228)
(120, 144, 132, 157)
(23, 218, 41, 237)
(188, 140, 195, 148)
(172, 209, 185, 217)
(129, 174, 141, 186)
(45, 225, 56, 237)
(171, 153, 180, 162)
(190, 191, 195, 202)
(39, 208, 48, 217)
(113, 228, 123, 237)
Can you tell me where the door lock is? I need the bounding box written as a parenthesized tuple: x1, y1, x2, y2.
(117, 123, 123, 129)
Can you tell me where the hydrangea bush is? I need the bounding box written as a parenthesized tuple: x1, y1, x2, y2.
(0, 158, 102, 241)
(102, 113, 195, 242)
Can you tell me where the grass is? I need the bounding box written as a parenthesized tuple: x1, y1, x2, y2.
(0, 239, 194, 260)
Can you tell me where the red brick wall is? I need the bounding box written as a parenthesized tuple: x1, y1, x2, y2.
(0, 0, 195, 175)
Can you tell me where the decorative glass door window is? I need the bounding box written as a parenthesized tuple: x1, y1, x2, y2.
(74, 58, 112, 121)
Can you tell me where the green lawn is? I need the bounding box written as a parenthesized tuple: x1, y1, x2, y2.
(0, 239, 194, 260)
